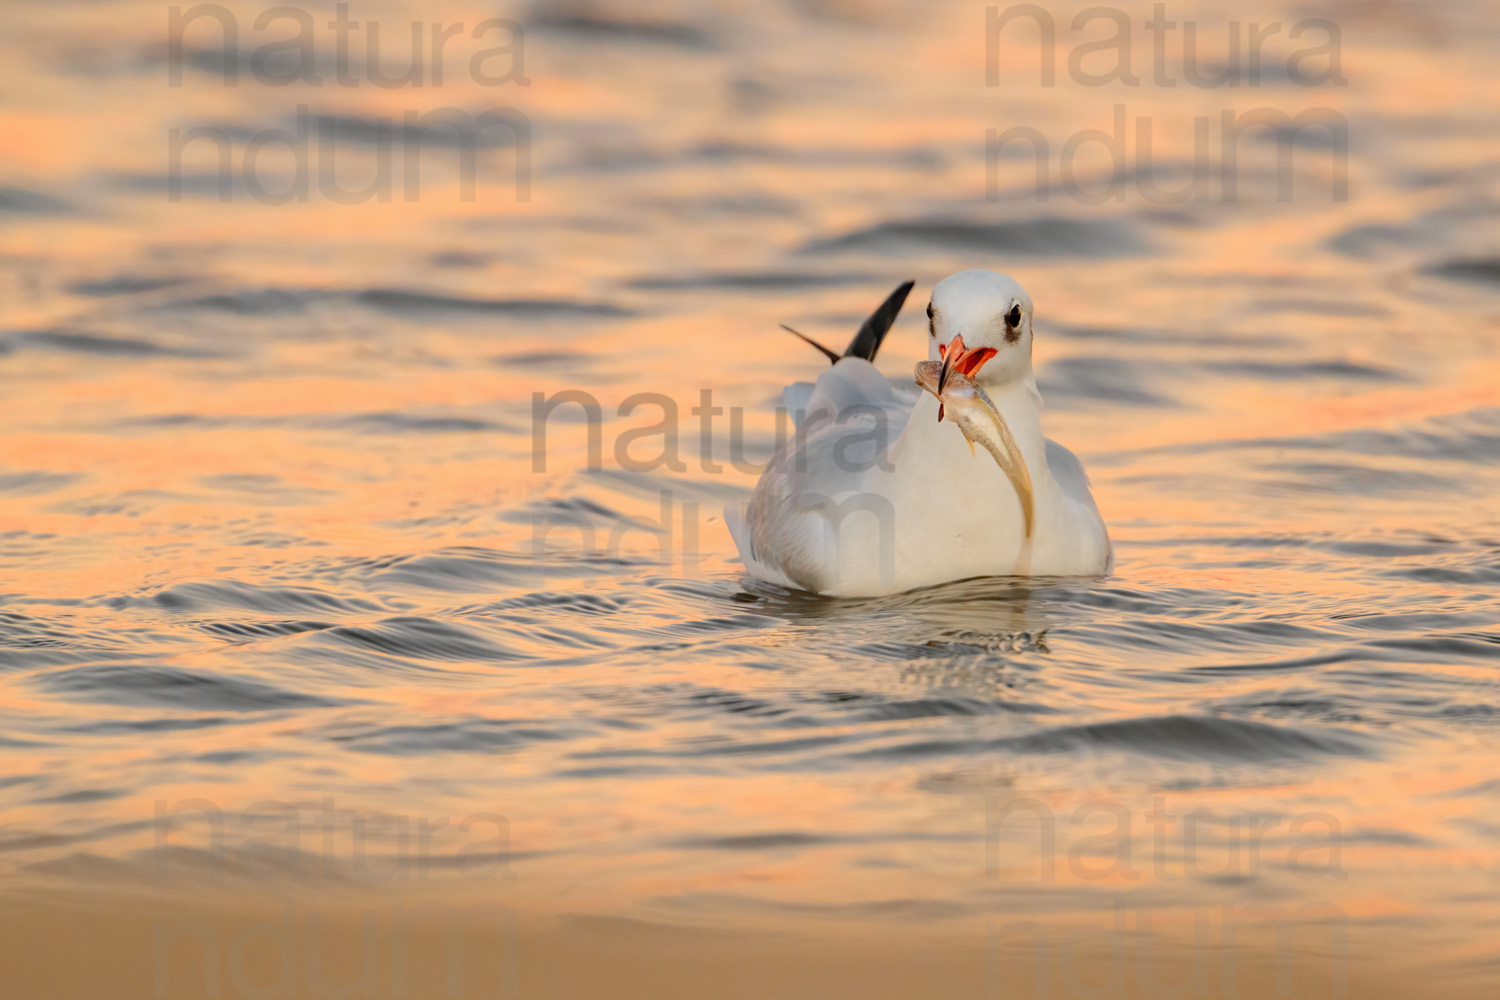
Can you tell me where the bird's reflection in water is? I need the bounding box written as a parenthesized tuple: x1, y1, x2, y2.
(732, 572, 1076, 634)
(730, 574, 1078, 704)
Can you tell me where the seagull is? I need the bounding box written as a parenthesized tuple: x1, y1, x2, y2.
(726, 269, 1111, 596)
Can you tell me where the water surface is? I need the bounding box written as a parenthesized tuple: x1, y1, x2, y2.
(2, 0, 1499, 995)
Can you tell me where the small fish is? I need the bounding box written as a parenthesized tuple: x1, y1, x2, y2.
(914, 357, 1034, 538)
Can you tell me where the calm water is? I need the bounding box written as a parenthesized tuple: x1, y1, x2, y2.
(3, 0, 1500, 995)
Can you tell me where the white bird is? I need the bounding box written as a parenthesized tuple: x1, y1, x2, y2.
(726, 269, 1112, 596)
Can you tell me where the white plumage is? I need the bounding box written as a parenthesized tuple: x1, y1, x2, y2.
(727, 270, 1111, 596)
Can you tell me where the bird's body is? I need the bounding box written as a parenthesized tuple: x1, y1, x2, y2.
(727, 270, 1111, 597)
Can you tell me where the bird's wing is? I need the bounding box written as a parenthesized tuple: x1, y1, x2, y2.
(724, 500, 799, 588)
(802, 356, 905, 424)
(782, 280, 916, 368)
(729, 358, 912, 590)
(842, 280, 915, 361)
(797, 359, 911, 500)
(781, 382, 815, 430)
(1044, 437, 1093, 500)
(1045, 437, 1114, 573)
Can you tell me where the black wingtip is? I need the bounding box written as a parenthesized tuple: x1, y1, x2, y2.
(781, 324, 840, 365)
(843, 279, 916, 362)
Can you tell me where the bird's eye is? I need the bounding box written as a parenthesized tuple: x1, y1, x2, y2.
(926, 302, 935, 335)
(1006, 304, 1021, 328)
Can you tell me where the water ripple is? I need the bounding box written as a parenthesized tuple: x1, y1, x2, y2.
(34, 664, 350, 711)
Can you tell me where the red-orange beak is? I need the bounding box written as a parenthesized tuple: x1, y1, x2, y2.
(937, 333, 997, 394)
(935, 334, 998, 420)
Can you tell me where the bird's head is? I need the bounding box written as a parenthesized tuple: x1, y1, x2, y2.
(926, 270, 1035, 391)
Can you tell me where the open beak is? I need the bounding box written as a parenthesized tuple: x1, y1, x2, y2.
(937, 333, 997, 393)
(936, 333, 998, 420)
